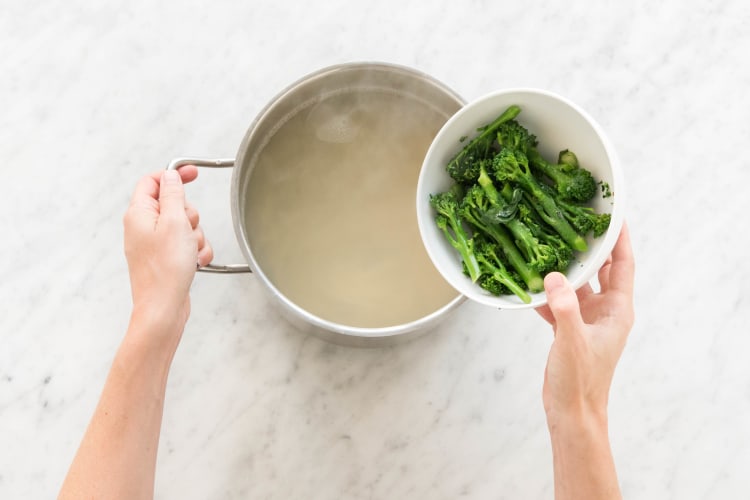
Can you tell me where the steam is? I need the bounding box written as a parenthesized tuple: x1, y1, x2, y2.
(306, 99, 361, 143)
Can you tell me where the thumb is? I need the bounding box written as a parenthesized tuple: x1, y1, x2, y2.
(159, 169, 186, 216)
(544, 272, 584, 335)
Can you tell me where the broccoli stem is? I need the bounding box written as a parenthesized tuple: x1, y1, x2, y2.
(492, 151, 589, 253)
(436, 217, 482, 282)
(461, 182, 544, 293)
(431, 191, 482, 283)
(478, 166, 552, 269)
(522, 189, 588, 252)
(527, 149, 568, 187)
(446, 105, 521, 178)
(487, 224, 544, 293)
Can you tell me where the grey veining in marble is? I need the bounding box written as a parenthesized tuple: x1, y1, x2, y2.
(3, 0, 750, 498)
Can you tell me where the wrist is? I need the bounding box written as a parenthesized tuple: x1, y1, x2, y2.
(546, 404, 609, 439)
(546, 406, 621, 499)
(127, 301, 187, 360)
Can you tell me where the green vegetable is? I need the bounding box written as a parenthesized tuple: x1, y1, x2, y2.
(495, 119, 597, 203)
(528, 148, 597, 203)
(446, 105, 521, 184)
(430, 186, 481, 283)
(474, 237, 531, 303)
(460, 184, 544, 293)
(491, 148, 589, 252)
(430, 105, 612, 302)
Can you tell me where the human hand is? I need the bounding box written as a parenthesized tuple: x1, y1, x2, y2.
(536, 224, 635, 429)
(123, 167, 213, 344)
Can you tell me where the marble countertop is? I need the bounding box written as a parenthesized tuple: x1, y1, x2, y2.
(3, 1, 749, 498)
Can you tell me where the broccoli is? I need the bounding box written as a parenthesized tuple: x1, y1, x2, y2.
(429, 188, 482, 283)
(474, 239, 531, 304)
(490, 148, 589, 253)
(495, 119, 538, 153)
(474, 165, 557, 273)
(430, 104, 612, 301)
(516, 201, 574, 273)
(527, 148, 597, 203)
(556, 196, 612, 237)
(558, 149, 579, 169)
(446, 105, 521, 184)
(460, 186, 544, 293)
(495, 117, 597, 203)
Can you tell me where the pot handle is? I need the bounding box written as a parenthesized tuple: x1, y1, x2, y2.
(167, 158, 252, 274)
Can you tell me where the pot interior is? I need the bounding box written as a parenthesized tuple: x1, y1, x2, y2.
(234, 64, 464, 332)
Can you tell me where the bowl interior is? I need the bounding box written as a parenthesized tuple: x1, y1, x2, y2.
(417, 89, 624, 309)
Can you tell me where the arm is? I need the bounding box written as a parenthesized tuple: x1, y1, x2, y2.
(59, 167, 213, 500)
(536, 224, 635, 500)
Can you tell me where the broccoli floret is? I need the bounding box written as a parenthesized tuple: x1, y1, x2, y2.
(490, 148, 589, 253)
(478, 274, 507, 296)
(494, 119, 597, 203)
(475, 239, 531, 304)
(534, 181, 611, 238)
(556, 198, 612, 237)
(430, 188, 482, 283)
(557, 149, 579, 169)
(527, 148, 597, 203)
(446, 105, 521, 184)
(495, 119, 538, 153)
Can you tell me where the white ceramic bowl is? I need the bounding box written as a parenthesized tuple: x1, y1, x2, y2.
(416, 88, 624, 309)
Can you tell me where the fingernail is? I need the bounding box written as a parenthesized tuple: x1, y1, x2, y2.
(544, 272, 566, 293)
(163, 169, 180, 184)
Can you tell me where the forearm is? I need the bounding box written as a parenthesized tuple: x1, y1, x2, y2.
(59, 313, 182, 500)
(548, 412, 621, 500)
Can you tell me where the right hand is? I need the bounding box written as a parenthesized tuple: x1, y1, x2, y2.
(536, 224, 635, 429)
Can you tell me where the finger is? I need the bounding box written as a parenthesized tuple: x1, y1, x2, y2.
(126, 176, 161, 233)
(194, 225, 206, 251)
(129, 175, 160, 209)
(144, 166, 199, 186)
(175, 165, 199, 184)
(607, 222, 635, 296)
(535, 304, 556, 326)
(185, 202, 200, 229)
(130, 167, 198, 207)
(575, 282, 594, 301)
(536, 279, 593, 325)
(158, 170, 187, 219)
(598, 256, 613, 292)
(543, 272, 585, 336)
(197, 240, 214, 268)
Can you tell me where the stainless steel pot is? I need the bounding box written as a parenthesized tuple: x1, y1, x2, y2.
(168, 62, 466, 347)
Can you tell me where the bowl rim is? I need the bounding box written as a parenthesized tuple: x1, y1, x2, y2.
(416, 87, 625, 310)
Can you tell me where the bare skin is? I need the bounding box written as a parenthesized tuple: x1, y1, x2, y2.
(59, 167, 212, 500)
(536, 224, 635, 500)
(59, 168, 634, 500)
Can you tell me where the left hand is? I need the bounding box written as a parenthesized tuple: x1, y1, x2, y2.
(123, 167, 213, 337)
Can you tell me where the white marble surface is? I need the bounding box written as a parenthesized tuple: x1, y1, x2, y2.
(2, 0, 750, 498)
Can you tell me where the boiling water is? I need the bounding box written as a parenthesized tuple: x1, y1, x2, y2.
(245, 90, 458, 328)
